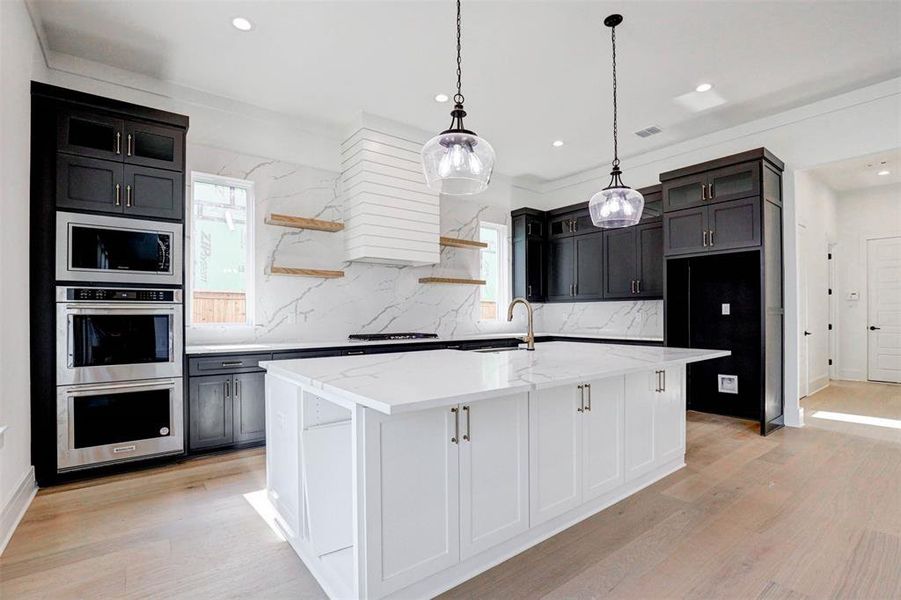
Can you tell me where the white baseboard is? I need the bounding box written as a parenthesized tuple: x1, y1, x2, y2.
(0, 466, 37, 555)
(808, 377, 830, 396)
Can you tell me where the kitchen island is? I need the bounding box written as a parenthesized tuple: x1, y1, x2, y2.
(261, 342, 729, 599)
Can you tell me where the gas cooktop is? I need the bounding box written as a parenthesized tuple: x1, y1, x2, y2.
(348, 333, 439, 342)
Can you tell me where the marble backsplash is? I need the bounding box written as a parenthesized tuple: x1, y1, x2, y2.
(185, 144, 663, 345)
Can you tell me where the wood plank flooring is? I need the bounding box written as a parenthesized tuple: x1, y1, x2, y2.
(1, 381, 898, 599)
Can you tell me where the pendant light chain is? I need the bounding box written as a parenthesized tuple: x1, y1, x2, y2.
(610, 23, 619, 168)
(455, 0, 464, 105)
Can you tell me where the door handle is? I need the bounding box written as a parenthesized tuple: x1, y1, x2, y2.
(451, 407, 459, 444)
(463, 405, 471, 441)
(662, 370, 666, 392)
(585, 383, 592, 411)
(708, 183, 714, 198)
(869, 326, 881, 331)
(115, 131, 121, 155)
(701, 183, 707, 201)
(126, 185, 133, 207)
(235, 378, 241, 398)
(126, 134, 133, 156)
(528, 284, 532, 297)
(709, 230, 714, 246)
(577, 384, 584, 413)
(115, 183, 121, 206)
(703, 231, 708, 247)
(224, 380, 230, 397)
(636, 280, 641, 294)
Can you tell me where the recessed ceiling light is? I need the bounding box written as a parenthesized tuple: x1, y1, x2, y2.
(232, 17, 253, 31)
(552, 140, 565, 148)
(695, 83, 713, 93)
(878, 170, 891, 176)
(434, 93, 449, 103)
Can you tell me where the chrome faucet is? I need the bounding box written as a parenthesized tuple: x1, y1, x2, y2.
(507, 297, 535, 351)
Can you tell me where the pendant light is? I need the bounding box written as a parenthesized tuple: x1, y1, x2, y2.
(421, 0, 495, 195)
(588, 14, 644, 228)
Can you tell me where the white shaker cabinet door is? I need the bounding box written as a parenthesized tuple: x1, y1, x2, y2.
(582, 377, 625, 502)
(265, 375, 302, 540)
(529, 385, 583, 526)
(363, 405, 460, 598)
(624, 370, 657, 481)
(460, 393, 530, 559)
(654, 367, 685, 465)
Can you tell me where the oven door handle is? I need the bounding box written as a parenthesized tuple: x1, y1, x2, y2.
(63, 304, 179, 312)
(64, 380, 178, 395)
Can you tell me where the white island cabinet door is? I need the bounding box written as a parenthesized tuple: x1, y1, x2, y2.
(624, 370, 657, 481)
(654, 367, 685, 465)
(582, 377, 625, 502)
(460, 393, 529, 560)
(265, 375, 301, 541)
(529, 385, 583, 526)
(363, 405, 460, 598)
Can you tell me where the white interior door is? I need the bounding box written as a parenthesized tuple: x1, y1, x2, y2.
(867, 237, 901, 383)
(798, 225, 810, 397)
(459, 393, 529, 559)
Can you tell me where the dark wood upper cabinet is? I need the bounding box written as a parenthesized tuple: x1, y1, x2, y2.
(56, 155, 124, 214)
(511, 210, 546, 302)
(574, 232, 604, 300)
(636, 223, 663, 297)
(125, 121, 184, 171)
(708, 197, 761, 251)
(603, 227, 637, 299)
(547, 237, 575, 300)
(548, 213, 577, 239)
(664, 206, 708, 256)
(662, 172, 708, 212)
(57, 109, 125, 161)
(124, 165, 183, 220)
(707, 162, 760, 204)
(640, 188, 664, 222)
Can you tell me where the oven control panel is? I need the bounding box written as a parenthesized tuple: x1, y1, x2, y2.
(64, 288, 179, 302)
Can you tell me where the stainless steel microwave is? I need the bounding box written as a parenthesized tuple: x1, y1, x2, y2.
(56, 212, 182, 285)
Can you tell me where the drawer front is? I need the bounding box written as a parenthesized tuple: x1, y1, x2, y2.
(188, 353, 272, 376)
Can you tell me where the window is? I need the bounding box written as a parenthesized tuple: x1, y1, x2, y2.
(479, 222, 509, 320)
(190, 173, 254, 326)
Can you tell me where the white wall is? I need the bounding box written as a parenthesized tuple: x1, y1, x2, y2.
(533, 77, 901, 426)
(834, 183, 901, 381)
(795, 170, 838, 394)
(0, 0, 47, 545)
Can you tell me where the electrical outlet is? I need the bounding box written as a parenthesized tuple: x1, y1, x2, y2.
(718, 375, 738, 394)
(722, 303, 731, 315)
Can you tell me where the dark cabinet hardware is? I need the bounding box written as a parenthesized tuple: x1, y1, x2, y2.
(804, 331, 812, 336)
(869, 326, 881, 331)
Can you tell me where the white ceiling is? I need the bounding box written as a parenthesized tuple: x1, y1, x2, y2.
(808, 149, 901, 193)
(30, 1, 901, 181)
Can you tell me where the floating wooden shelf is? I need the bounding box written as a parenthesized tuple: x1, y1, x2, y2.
(265, 213, 344, 232)
(439, 236, 488, 249)
(270, 266, 345, 279)
(419, 277, 486, 286)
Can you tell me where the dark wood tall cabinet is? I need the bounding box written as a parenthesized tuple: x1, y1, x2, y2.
(662, 148, 785, 435)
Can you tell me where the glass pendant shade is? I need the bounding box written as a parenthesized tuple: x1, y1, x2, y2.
(422, 130, 495, 195)
(589, 182, 644, 228)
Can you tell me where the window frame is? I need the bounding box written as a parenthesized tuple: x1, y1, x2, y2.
(478, 221, 511, 322)
(188, 171, 255, 328)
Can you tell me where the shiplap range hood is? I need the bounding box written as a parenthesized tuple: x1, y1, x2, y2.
(341, 114, 440, 266)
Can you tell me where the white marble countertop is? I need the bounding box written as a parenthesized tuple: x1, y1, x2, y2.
(185, 332, 664, 355)
(260, 342, 729, 415)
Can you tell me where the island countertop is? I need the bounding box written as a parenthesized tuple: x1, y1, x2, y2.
(260, 342, 730, 415)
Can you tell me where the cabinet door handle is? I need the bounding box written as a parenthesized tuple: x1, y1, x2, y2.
(708, 183, 714, 199)
(346, 350, 365, 355)
(701, 183, 707, 201)
(709, 230, 714, 246)
(636, 280, 641, 294)
(451, 407, 459, 444)
(527, 223, 532, 235)
(235, 378, 241, 398)
(115, 184, 121, 206)
(702, 230, 708, 247)
(224, 380, 230, 397)
(585, 383, 592, 412)
(662, 370, 666, 392)
(463, 405, 471, 441)
(220, 360, 244, 367)
(126, 185, 133, 207)
(527, 284, 532, 297)
(115, 131, 121, 155)
(126, 134, 133, 156)
(577, 384, 584, 412)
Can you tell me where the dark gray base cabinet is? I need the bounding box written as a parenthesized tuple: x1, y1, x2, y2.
(189, 372, 265, 452)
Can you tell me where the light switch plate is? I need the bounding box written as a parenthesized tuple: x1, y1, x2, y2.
(718, 375, 738, 394)
(721, 303, 731, 315)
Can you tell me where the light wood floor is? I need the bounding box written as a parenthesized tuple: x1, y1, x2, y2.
(2, 381, 899, 599)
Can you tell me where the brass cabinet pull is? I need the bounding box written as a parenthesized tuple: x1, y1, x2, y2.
(701, 183, 707, 201)
(577, 384, 585, 412)
(463, 405, 471, 441)
(585, 383, 592, 411)
(115, 184, 121, 206)
(451, 407, 459, 444)
(115, 131, 121, 155)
